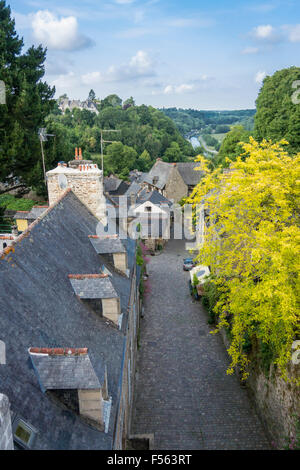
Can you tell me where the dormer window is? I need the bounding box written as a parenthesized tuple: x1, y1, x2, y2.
(145, 206, 152, 212)
(28, 348, 110, 432)
(88, 235, 128, 275)
(68, 274, 121, 326)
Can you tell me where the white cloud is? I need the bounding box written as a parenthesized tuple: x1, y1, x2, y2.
(106, 50, 155, 81)
(81, 71, 102, 86)
(249, 24, 283, 44)
(286, 24, 300, 42)
(163, 84, 194, 95)
(31, 10, 93, 51)
(241, 46, 259, 55)
(253, 24, 274, 39)
(255, 71, 267, 84)
(51, 50, 155, 95)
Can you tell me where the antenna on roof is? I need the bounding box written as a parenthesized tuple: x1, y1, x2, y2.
(38, 128, 55, 186)
(100, 129, 121, 175)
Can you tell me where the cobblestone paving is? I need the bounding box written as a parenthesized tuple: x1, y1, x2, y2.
(131, 239, 270, 450)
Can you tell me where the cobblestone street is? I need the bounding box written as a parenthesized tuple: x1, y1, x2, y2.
(131, 239, 270, 450)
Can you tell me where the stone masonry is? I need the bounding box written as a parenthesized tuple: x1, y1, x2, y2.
(47, 163, 106, 221)
(0, 393, 14, 450)
(164, 165, 188, 203)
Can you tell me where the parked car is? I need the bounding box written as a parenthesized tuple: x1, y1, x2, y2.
(183, 257, 195, 271)
(189, 265, 210, 300)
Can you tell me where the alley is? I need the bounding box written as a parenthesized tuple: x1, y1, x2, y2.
(131, 238, 270, 450)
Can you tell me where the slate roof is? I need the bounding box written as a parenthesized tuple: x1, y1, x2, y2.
(176, 162, 204, 186)
(143, 160, 174, 190)
(29, 353, 103, 391)
(136, 189, 172, 207)
(89, 236, 126, 255)
(125, 182, 142, 197)
(15, 206, 48, 220)
(104, 176, 129, 195)
(69, 275, 119, 299)
(0, 190, 136, 450)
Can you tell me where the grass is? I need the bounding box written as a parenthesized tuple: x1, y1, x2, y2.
(0, 194, 44, 211)
(213, 133, 228, 143)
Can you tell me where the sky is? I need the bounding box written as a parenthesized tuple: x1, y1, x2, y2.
(9, 0, 300, 109)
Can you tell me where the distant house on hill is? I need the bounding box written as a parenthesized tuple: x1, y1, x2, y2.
(142, 159, 204, 202)
(58, 98, 99, 115)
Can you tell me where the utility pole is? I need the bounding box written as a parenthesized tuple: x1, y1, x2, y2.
(100, 130, 121, 174)
(38, 128, 55, 185)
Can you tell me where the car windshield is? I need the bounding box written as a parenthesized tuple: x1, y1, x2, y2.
(184, 259, 193, 264)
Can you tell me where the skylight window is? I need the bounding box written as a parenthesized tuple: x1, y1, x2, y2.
(12, 416, 37, 449)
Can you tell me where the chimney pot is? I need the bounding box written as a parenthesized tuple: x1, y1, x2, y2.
(79, 148, 82, 160)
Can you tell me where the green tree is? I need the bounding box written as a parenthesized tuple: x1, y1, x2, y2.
(216, 125, 251, 167)
(254, 66, 300, 154)
(137, 149, 152, 171)
(105, 142, 137, 178)
(0, 0, 55, 192)
(163, 142, 182, 162)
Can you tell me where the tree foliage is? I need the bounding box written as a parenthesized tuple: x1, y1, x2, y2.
(215, 125, 251, 167)
(0, 0, 55, 191)
(187, 139, 300, 383)
(44, 98, 195, 179)
(254, 66, 300, 154)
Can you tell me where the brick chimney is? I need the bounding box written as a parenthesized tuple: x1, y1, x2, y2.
(46, 149, 106, 221)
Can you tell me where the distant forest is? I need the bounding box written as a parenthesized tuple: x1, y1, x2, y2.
(160, 108, 256, 136)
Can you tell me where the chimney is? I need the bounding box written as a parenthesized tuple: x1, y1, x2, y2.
(46, 153, 107, 221)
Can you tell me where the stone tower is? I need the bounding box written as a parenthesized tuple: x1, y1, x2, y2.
(46, 148, 106, 221)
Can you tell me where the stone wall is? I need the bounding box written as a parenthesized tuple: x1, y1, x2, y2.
(247, 363, 300, 447)
(0, 393, 14, 450)
(47, 166, 106, 220)
(219, 328, 300, 447)
(164, 166, 188, 203)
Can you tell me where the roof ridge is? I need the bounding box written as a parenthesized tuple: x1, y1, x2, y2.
(1, 189, 73, 258)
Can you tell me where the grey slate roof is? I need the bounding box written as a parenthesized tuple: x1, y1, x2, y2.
(136, 189, 172, 207)
(176, 162, 204, 186)
(30, 354, 103, 391)
(104, 176, 129, 195)
(0, 190, 136, 450)
(125, 182, 142, 197)
(69, 276, 119, 299)
(104, 176, 122, 192)
(143, 160, 174, 190)
(89, 237, 126, 254)
(15, 206, 48, 220)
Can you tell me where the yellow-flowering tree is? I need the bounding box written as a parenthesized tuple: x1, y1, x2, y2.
(187, 138, 300, 383)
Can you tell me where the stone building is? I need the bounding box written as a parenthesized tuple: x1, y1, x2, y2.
(142, 159, 203, 202)
(58, 98, 99, 115)
(0, 159, 141, 449)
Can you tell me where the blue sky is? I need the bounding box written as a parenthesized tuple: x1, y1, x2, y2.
(9, 0, 300, 109)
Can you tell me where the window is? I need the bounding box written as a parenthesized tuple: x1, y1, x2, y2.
(145, 206, 152, 212)
(12, 416, 37, 449)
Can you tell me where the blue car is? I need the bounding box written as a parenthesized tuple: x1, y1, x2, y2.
(183, 258, 195, 271)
